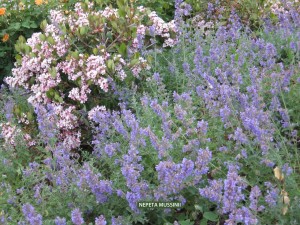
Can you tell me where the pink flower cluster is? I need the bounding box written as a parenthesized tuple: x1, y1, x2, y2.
(5, 2, 178, 150)
(132, 10, 178, 49)
(0, 122, 21, 146)
(0, 122, 35, 147)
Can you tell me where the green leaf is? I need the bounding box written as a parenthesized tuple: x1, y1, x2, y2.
(107, 59, 115, 71)
(18, 35, 26, 43)
(15, 43, 22, 53)
(79, 26, 88, 35)
(54, 92, 63, 103)
(21, 21, 31, 28)
(9, 22, 21, 30)
(24, 45, 31, 54)
(111, 21, 120, 32)
(200, 218, 208, 225)
(39, 34, 46, 41)
(93, 48, 98, 55)
(178, 219, 193, 225)
(203, 212, 219, 222)
(195, 204, 203, 212)
(48, 67, 57, 78)
(46, 89, 55, 99)
(118, 8, 126, 18)
(40, 20, 47, 31)
(118, 43, 127, 56)
(117, 0, 125, 8)
(130, 58, 139, 66)
(47, 36, 55, 45)
(30, 21, 38, 28)
(133, 52, 140, 59)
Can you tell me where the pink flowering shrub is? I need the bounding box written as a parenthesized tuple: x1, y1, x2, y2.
(0, 122, 21, 146)
(6, 1, 177, 150)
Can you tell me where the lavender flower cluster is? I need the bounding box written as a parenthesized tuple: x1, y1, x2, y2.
(0, 0, 299, 225)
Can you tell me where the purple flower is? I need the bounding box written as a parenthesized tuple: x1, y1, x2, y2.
(182, 139, 200, 153)
(174, 104, 187, 121)
(197, 120, 208, 135)
(77, 164, 113, 203)
(231, 127, 248, 144)
(260, 159, 275, 168)
(149, 25, 155, 37)
(34, 103, 59, 144)
(4, 99, 14, 121)
(111, 216, 124, 225)
(104, 143, 119, 157)
(153, 72, 161, 83)
(55, 217, 66, 225)
(22, 203, 43, 225)
(155, 159, 194, 197)
(265, 43, 277, 58)
(195, 148, 212, 176)
(150, 99, 170, 121)
(120, 144, 149, 212)
(226, 207, 258, 225)
(222, 165, 246, 214)
(112, 119, 129, 139)
(220, 106, 231, 123)
(249, 186, 262, 211)
(95, 215, 107, 225)
(219, 146, 228, 152)
(282, 163, 293, 176)
(199, 179, 223, 204)
(71, 208, 84, 225)
(182, 62, 190, 75)
(264, 182, 279, 207)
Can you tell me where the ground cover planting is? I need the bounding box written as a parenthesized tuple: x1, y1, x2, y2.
(0, 0, 299, 224)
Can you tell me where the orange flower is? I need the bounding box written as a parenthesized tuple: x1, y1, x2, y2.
(35, 0, 43, 5)
(2, 34, 9, 42)
(0, 8, 6, 16)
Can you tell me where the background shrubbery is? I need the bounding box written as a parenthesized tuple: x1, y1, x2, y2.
(0, 0, 114, 83)
(2, 0, 299, 84)
(0, 0, 300, 225)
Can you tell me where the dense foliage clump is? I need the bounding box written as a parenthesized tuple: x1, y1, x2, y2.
(0, 0, 299, 225)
